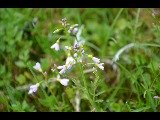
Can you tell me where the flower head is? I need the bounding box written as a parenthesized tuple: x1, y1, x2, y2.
(33, 62, 42, 72)
(28, 83, 40, 95)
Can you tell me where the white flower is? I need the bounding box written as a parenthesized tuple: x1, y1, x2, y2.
(28, 83, 40, 94)
(59, 79, 69, 86)
(59, 67, 67, 74)
(92, 57, 100, 64)
(81, 48, 85, 54)
(68, 24, 79, 36)
(57, 56, 76, 74)
(74, 40, 80, 49)
(57, 65, 67, 74)
(51, 41, 60, 51)
(66, 56, 76, 65)
(65, 56, 76, 70)
(153, 96, 159, 99)
(96, 63, 104, 70)
(33, 62, 42, 72)
(57, 75, 69, 86)
(57, 65, 65, 69)
(72, 27, 79, 35)
(74, 53, 78, 58)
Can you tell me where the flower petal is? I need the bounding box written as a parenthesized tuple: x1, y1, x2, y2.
(59, 79, 69, 86)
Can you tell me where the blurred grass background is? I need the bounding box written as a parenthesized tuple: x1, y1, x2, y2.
(1, 8, 160, 111)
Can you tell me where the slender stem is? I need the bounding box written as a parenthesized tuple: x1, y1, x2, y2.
(79, 63, 87, 88)
(111, 8, 124, 29)
(133, 8, 141, 42)
(79, 63, 99, 111)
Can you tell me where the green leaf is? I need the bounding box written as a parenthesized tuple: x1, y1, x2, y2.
(95, 90, 106, 97)
(16, 74, 26, 85)
(15, 61, 26, 68)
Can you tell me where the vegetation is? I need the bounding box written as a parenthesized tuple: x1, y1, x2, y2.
(1, 8, 160, 112)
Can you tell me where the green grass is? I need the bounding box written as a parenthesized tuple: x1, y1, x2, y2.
(1, 8, 160, 112)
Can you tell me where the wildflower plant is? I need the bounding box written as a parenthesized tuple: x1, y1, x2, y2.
(28, 18, 105, 111)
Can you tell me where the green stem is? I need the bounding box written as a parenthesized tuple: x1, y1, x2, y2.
(133, 8, 141, 42)
(79, 63, 99, 111)
(111, 8, 124, 29)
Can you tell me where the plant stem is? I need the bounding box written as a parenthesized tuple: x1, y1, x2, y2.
(133, 8, 141, 42)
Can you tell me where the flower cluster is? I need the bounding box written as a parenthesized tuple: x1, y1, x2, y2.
(28, 18, 104, 95)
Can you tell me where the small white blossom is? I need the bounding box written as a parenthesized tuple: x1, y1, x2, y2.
(59, 79, 69, 86)
(68, 24, 79, 36)
(59, 67, 67, 74)
(67, 63, 74, 70)
(57, 56, 76, 74)
(66, 56, 76, 65)
(33, 62, 42, 72)
(81, 48, 85, 54)
(92, 57, 100, 64)
(57, 75, 69, 86)
(51, 42, 60, 51)
(28, 83, 40, 95)
(57, 65, 67, 74)
(153, 96, 159, 99)
(96, 63, 104, 70)
(65, 56, 76, 70)
(74, 40, 80, 49)
(57, 65, 65, 69)
(72, 27, 79, 35)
